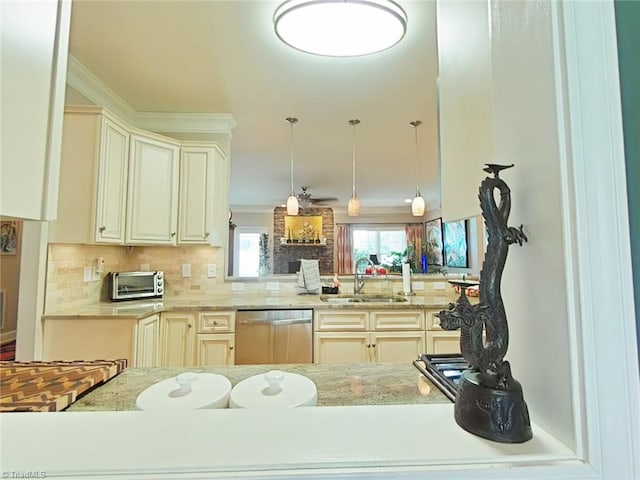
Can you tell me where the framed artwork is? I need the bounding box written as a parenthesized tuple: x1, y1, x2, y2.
(444, 219, 469, 268)
(425, 217, 444, 266)
(0, 220, 19, 255)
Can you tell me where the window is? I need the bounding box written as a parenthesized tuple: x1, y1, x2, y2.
(234, 227, 266, 277)
(352, 226, 406, 266)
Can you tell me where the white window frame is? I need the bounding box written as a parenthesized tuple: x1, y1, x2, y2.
(233, 226, 267, 277)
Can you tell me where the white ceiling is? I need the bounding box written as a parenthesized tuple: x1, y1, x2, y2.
(67, 0, 440, 213)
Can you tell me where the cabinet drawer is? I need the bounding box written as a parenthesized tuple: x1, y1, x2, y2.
(370, 310, 424, 331)
(198, 311, 235, 333)
(315, 310, 368, 331)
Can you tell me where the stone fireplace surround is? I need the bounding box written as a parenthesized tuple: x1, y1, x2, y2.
(272, 207, 334, 275)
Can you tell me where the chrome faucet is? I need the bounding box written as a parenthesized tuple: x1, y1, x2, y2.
(354, 257, 376, 295)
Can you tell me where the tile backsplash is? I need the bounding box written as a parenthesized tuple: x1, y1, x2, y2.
(45, 244, 460, 313)
(45, 244, 225, 312)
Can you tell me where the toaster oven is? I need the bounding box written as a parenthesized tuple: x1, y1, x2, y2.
(109, 271, 164, 301)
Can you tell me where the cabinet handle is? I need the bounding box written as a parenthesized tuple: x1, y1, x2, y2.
(371, 344, 376, 348)
(187, 323, 193, 328)
(366, 344, 371, 348)
(204, 232, 210, 238)
(171, 232, 176, 237)
(213, 320, 218, 325)
(229, 346, 234, 350)
(99, 226, 106, 232)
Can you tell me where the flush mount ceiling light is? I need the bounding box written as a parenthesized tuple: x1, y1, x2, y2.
(347, 119, 361, 216)
(410, 120, 426, 217)
(285, 117, 300, 215)
(274, 0, 408, 57)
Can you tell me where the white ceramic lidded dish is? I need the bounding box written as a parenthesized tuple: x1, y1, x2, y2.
(135, 372, 232, 410)
(229, 370, 318, 408)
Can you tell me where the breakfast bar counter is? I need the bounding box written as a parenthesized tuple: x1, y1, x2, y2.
(67, 362, 450, 411)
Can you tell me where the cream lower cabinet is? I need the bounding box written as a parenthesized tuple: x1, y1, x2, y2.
(135, 314, 161, 367)
(159, 312, 195, 367)
(196, 311, 236, 366)
(425, 309, 461, 354)
(314, 309, 425, 364)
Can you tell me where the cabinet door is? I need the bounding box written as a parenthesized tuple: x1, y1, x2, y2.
(314, 332, 370, 364)
(371, 331, 426, 363)
(135, 314, 160, 367)
(94, 117, 129, 243)
(196, 334, 235, 366)
(126, 134, 179, 244)
(426, 331, 461, 354)
(178, 146, 215, 245)
(160, 313, 195, 367)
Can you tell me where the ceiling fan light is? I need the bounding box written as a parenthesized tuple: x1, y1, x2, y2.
(287, 194, 299, 215)
(348, 195, 360, 216)
(274, 0, 407, 57)
(411, 194, 425, 216)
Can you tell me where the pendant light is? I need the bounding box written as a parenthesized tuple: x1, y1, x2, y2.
(348, 119, 361, 216)
(285, 117, 299, 215)
(410, 120, 426, 216)
(273, 0, 407, 57)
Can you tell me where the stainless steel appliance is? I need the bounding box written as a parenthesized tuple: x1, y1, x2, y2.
(109, 271, 164, 301)
(235, 309, 313, 365)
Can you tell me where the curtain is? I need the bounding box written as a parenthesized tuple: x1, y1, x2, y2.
(334, 224, 353, 274)
(405, 224, 424, 271)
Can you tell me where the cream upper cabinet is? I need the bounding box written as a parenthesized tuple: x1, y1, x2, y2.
(126, 133, 180, 245)
(50, 107, 228, 246)
(50, 107, 131, 244)
(178, 144, 227, 246)
(135, 314, 161, 367)
(94, 117, 130, 243)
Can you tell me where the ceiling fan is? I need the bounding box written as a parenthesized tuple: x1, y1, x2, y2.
(296, 186, 338, 209)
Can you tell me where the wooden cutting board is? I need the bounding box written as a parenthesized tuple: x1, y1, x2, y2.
(0, 359, 127, 412)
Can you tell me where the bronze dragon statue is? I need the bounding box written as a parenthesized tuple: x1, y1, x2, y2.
(436, 164, 532, 443)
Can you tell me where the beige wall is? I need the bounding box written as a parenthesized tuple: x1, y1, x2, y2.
(0, 217, 22, 338)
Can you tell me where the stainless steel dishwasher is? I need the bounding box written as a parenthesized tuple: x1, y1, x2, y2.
(234, 309, 313, 365)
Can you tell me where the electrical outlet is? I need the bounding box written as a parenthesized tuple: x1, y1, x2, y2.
(433, 281, 446, 290)
(231, 282, 245, 292)
(266, 282, 279, 291)
(207, 264, 217, 278)
(413, 281, 425, 291)
(92, 266, 100, 282)
(83, 267, 92, 283)
(182, 264, 191, 277)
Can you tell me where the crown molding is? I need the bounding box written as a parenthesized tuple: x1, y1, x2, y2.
(66, 55, 235, 136)
(135, 111, 236, 135)
(66, 55, 137, 124)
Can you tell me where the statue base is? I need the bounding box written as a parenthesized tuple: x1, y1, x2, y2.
(454, 370, 532, 443)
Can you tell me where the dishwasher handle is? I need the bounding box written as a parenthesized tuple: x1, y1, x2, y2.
(237, 317, 311, 326)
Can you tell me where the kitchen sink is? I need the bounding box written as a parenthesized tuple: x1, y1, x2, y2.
(319, 294, 408, 304)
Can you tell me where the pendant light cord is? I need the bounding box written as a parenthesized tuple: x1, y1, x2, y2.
(286, 117, 298, 196)
(349, 119, 360, 196)
(411, 120, 422, 196)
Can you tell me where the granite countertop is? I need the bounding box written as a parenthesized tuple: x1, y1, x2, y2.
(67, 362, 450, 411)
(43, 295, 452, 320)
